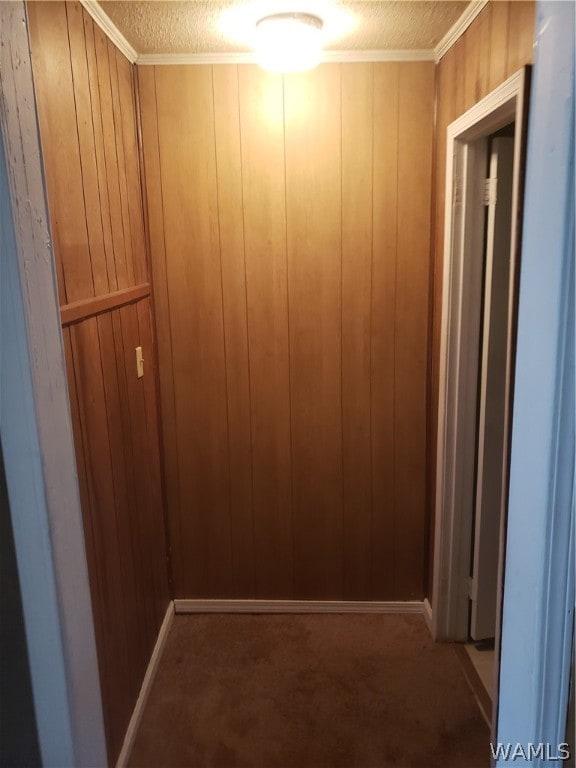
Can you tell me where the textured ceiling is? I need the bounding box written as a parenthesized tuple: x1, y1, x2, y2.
(98, 0, 471, 55)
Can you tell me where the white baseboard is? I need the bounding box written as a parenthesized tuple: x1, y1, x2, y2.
(115, 601, 174, 768)
(174, 599, 425, 615)
(423, 598, 434, 636)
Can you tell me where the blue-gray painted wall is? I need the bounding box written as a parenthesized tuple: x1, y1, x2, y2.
(497, 1, 575, 763)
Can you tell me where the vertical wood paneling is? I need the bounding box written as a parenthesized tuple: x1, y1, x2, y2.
(507, 1, 535, 75)
(107, 308, 150, 672)
(70, 317, 132, 755)
(155, 66, 232, 597)
(238, 66, 293, 598)
(136, 299, 169, 622)
(28, 5, 170, 764)
(213, 65, 256, 597)
(137, 66, 183, 591)
(66, 1, 109, 295)
(464, 18, 482, 112)
(96, 312, 143, 689)
(454, 36, 467, 118)
(285, 65, 343, 599)
(62, 325, 111, 738)
(27, 1, 93, 303)
(341, 63, 373, 599)
(395, 63, 434, 599)
(475, 4, 492, 102)
(371, 63, 399, 598)
(94, 25, 130, 290)
(65, 301, 169, 764)
(142, 61, 435, 602)
(119, 304, 160, 637)
(429, 0, 535, 599)
(488, 2, 511, 91)
(117, 54, 148, 285)
(83, 10, 117, 293)
(108, 44, 136, 287)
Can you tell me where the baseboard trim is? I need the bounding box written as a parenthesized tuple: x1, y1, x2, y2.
(174, 599, 425, 615)
(423, 598, 433, 635)
(454, 645, 492, 727)
(115, 601, 174, 768)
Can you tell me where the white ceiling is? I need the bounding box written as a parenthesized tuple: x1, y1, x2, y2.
(94, 0, 474, 58)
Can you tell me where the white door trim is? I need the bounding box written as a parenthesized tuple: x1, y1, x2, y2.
(0, 4, 106, 765)
(432, 69, 530, 642)
(496, 0, 574, 751)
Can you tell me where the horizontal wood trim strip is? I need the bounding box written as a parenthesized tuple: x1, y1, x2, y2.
(61, 283, 151, 325)
(174, 599, 425, 615)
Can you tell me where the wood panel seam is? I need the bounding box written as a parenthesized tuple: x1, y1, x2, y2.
(152, 65, 184, 591)
(368, 62, 375, 598)
(133, 65, 175, 597)
(392, 65, 400, 598)
(339, 63, 346, 598)
(210, 64, 235, 594)
(281, 72, 296, 599)
(66, 1, 103, 298)
(235, 64, 258, 600)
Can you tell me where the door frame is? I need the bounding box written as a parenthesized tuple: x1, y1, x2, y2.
(470, 134, 514, 642)
(432, 68, 530, 642)
(0, 4, 107, 765)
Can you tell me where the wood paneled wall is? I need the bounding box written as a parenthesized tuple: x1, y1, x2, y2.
(428, 1, 535, 594)
(139, 62, 434, 601)
(27, 3, 170, 763)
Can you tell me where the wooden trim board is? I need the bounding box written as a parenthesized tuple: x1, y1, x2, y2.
(174, 600, 425, 615)
(78, 0, 137, 63)
(423, 598, 433, 635)
(61, 283, 151, 325)
(81, 0, 484, 66)
(434, 0, 490, 62)
(137, 50, 435, 66)
(115, 601, 175, 768)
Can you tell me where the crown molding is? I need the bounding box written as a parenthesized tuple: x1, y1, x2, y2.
(136, 49, 435, 66)
(79, 0, 137, 63)
(79, 0, 480, 68)
(320, 49, 435, 63)
(434, 0, 490, 61)
(136, 52, 254, 66)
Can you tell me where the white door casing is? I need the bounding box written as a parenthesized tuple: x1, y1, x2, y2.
(470, 136, 515, 642)
(432, 68, 530, 643)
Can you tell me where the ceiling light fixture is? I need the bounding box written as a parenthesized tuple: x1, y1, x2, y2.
(255, 12, 324, 73)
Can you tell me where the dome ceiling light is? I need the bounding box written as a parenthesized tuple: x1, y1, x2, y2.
(255, 12, 324, 73)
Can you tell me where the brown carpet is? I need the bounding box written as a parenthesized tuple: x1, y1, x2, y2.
(128, 614, 489, 768)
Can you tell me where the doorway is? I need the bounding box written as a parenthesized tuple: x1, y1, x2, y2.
(465, 127, 515, 710)
(470, 127, 514, 649)
(432, 68, 531, 724)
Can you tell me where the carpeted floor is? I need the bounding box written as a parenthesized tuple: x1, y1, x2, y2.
(128, 614, 489, 768)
